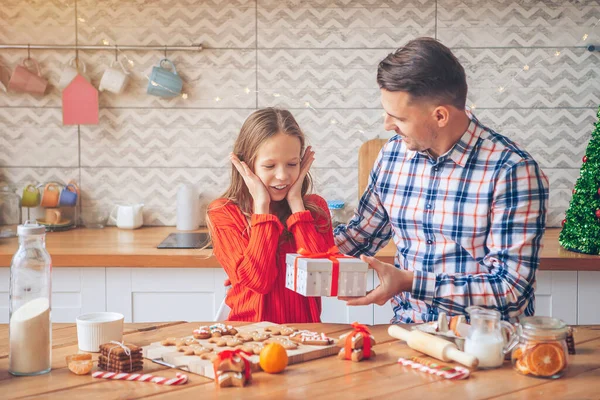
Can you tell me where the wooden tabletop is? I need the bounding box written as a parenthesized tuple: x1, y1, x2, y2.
(0, 226, 598, 270)
(0, 322, 599, 399)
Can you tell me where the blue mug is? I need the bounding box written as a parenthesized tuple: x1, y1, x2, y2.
(147, 58, 183, 98)
(58, 184, 78, 207)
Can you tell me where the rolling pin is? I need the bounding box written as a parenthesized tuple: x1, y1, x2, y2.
(388, 325, 479, 369)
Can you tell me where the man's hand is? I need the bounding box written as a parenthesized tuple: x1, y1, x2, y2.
(340, 255, 414, 306)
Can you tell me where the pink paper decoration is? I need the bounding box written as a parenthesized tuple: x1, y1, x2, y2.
(62, 74, 98, 125)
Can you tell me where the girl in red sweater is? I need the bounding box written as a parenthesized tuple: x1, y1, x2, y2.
(207, 108, 334, 323)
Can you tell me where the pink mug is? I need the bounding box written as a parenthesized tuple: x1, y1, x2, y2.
(8, 58, 48, 95)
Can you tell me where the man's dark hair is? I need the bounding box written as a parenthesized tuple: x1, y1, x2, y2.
(377, 37, 468, 109)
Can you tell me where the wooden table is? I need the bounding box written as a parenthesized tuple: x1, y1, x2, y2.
(1, 322, 599, 399)
(1, 227, 598, 270)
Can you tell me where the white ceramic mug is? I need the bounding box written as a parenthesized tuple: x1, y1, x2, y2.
(99, 58, 129, 94)
(76, 312, 124, 352)
(58, 58, 87, 90)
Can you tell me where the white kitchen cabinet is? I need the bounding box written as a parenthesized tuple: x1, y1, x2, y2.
(0, 267, 106, 323)
(320, 270, 374, 325)
(373, 271, 393, 324)
(106, 268, 228, 323)
(534, 271, 577, 325)
(577, 271, 600, 324)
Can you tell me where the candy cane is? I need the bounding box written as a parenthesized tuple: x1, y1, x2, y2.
(397, 357, 470, 380)
(92, 371, 188, 385)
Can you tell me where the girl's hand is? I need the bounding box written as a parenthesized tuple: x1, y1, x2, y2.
(287, 146, 315, 213)
(230, 153, 270, 214)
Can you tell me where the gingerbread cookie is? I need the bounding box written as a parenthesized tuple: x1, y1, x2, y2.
(177, 344, 213, 356)
(193, 326, 211, 339)
(289, 330, 333, 345)
(175, 338, 197, 347)
(235, 342, 264, 355)
(265, 325, 296, 336)
(209, 323, 238, 337)
(266, 336, 298, 350)
(161, 337, 178, 346)
(217, 371, 247, 388)
(234, 333, 254, 343)
(337, 348, 376, 362)
(337, 332, 377, 349)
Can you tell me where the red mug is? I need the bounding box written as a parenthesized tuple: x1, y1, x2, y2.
(8, 58, 48, 95)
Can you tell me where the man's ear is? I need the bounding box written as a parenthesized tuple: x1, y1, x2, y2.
(432, 106, 450, 128)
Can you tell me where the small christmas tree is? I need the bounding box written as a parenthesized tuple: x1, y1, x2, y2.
(559, 107, 600, 254)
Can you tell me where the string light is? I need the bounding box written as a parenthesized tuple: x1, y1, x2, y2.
(68, 5, 600, 110)
(468, 18, 598, 111)
(330, 118, 337, 125)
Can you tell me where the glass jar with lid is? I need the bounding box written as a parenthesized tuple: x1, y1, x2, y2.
(0, 185, 22, 238)
(510, 316, 568, 379)
(9, 222, 52, 376)
(327, 200, 346, 228)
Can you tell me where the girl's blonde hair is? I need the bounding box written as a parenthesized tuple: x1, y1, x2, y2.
(208, 107, 328, 235)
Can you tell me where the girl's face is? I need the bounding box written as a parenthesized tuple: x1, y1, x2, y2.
(252, 132, 302, 202)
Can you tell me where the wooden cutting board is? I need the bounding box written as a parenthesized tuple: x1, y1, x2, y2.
(358, 138, 387, 199)
(142, 321, 339, 379)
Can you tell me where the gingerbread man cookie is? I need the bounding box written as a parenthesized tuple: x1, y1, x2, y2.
(290, 330, 334, 345)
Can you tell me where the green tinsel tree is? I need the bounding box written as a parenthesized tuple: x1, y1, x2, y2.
(559, 106, 600, 254)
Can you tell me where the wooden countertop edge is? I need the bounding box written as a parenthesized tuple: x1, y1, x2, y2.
(0, 227, 599, 270)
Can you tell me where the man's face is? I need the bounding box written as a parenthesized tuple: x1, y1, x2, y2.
(381, 89, 438, 153)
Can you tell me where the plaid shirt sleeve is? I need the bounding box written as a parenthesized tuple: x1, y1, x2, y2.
(334, 149, 393, 256)
(412, 158, 549, 320)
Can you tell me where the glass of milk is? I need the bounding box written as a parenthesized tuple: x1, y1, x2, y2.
(464, 306, 518, 369)
(9, 222, 52, 376)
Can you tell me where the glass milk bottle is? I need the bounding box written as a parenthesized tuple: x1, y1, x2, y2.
(464, 306, 517, 369)
(9, 222, 52, 376)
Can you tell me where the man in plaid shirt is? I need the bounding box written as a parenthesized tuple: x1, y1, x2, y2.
(335, 38, 549, 323)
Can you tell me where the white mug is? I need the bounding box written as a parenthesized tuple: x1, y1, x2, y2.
(99, 58, 129, 94)
(58, 58, 88, 90)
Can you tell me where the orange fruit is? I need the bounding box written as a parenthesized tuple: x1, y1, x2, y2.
(66, 353, 93, 375)
(515, 359, 531, 375)
(526, 343, 565, 377)
(259, 342, 288, 374)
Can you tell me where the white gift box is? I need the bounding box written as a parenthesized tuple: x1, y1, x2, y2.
(285, 253, 368, 297)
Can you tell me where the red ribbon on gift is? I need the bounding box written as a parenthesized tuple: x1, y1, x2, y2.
(344, 322, 372, 360)
(294, 246, 352, 297)
(212, 349, 253, 381)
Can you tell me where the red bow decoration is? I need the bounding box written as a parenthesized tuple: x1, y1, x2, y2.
(294, 246, 352, 297)
(213, 349, 253, 381)
(344, 322, 372, 360)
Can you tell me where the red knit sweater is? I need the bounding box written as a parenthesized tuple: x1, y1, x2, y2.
(208, 194, 334, 323)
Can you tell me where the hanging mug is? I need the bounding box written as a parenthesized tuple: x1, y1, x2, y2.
(21, 184, 40, 207)
(146, 58, 182, 98)
(8, 58, 48, 95)
(58, 183, 78, 207)
(0, 62, 11, 93)
(99, 58, 130, 94)
(58, 58, 88, 90)
(40, 183, 60, 208)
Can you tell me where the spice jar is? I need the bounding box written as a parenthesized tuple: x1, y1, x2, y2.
(327, 200, 345, 228)
(511, 316, 568, 379)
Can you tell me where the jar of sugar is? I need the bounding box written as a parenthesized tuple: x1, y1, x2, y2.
(9, 222, 52, 376)
(464, 306, 518, 369)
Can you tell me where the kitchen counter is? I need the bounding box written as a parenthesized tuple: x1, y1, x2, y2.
(1, 321, 599, 399)
(0, 227, 598, 270)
